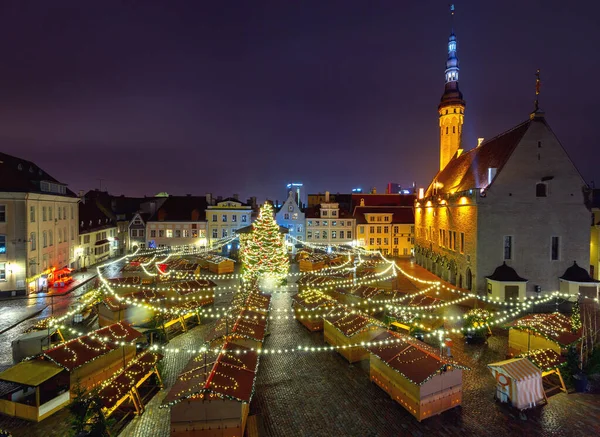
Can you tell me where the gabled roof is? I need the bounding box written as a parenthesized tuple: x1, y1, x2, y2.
(426, 119, 532, 196)
(0, 151, 77, 197)
(353, 206, 414, 224)
(304, 205, 354, 219)
(79, 198, 116, 233)
(148, 195, 208, 222)
(212, 197, 250, 207)
(506, 313, 581, 346)
(486, 262, 527, 282)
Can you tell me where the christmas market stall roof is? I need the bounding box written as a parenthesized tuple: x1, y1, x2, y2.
(366, 331, 470, 385)
(505, 313, 581, 347)
(162, 342, 259, 406)
(336, 285, 386, 300)
(104, 276, 143, 286)
(102, 290, 167, 312)
(170, 279, 217, 296)
(517, 349, 566, 372)
(96, 351, 163, 410)
(0, 359, 63, 387)
(245, 293, 272, 313)
(559, 261, 600, 283)
(324, 310, 381, 337)
(40, 323, 142, 371)
(232, 309, 268, 342)
(292, 290, 338, 310)
(486, 262, 527, 282)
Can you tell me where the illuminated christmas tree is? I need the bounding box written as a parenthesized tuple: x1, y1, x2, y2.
(240, 202, 289, 284)
(571, 298, 582, 332)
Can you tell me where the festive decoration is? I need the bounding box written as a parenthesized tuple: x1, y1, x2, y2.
(240, 202, 289, 284)
(571, 298, 582, 332)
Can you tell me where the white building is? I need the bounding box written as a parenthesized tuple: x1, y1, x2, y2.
(276, 190, 305, 252)
(0, 152, 79, 295)
(305, 192, 355, 247)
(206, 197, 252, 244)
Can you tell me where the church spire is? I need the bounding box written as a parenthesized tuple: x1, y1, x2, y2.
(438, 4, 466, 171)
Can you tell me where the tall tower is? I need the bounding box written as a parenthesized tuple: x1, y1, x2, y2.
(438, 5, 466, 171)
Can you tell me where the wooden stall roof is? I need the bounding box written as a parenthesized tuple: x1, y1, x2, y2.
(105, 277, 143, 285)
(172, 297, 214, 312)
(517, 349, 567, 372)
(170, 279, 217, 296)
(324, 310, 379, 337)
(103, 290, 166, 311)
(336, 285, 385, 299)
(367, 331, 469, 385)
(296, 274, 346, 286)
(0, 360, 63, 387)
(128, 256, 155, 264)
(245, 293, 271, 313)
(291, 290, 337, 310)
(506, 313, 581, 346)
(163, 342, 259, 405)
(42, 323, 141, 371)
(95, 322, 143, 343)
(232, 309, 268, 342)
(97, 351, 163, 410)
(196, 254, 235, 265)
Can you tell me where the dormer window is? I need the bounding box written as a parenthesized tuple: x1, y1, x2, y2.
(536, 182, 547, 197)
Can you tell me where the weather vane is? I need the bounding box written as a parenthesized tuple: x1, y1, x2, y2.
(534, 69, 541, 111)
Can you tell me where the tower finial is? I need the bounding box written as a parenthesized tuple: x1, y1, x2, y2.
(534, 69, 541, 111)
(450, 4, 455, 32)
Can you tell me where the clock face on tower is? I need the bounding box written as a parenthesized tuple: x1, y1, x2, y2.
(288, 205, 294, 212)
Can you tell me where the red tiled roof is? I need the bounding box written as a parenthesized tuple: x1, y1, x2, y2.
(367, 331, 469, 385)
(95, 322, 143, 343)
(426, 120, 532, 196)
(103, 290, 166, 312)
(353, 206, 414, 225)
(43, 337, 116, 371)
(97, 352, 163, 409)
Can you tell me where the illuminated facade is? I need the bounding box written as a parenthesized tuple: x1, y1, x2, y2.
(146, 196, 208, 250)
(77, 196, 118, 268)
(415, 112, 590, 296)
(438, 31, 465, 171)
(276, 190, 305, 252)
(355, 208, 414, 256)
(0, 152, 79, 295)
(206, 197, 252, 244)
(306, 192, 354, 246)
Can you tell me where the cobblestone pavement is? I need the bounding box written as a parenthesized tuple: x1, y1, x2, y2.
(251, 293, 600, 437)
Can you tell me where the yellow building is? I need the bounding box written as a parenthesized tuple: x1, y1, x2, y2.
(355, 207, 414, 257)
(0, 152, 79, 295)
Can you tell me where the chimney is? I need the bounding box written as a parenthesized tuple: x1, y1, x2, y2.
(488, 168, 497, 185)
(370, 187, 377, 194)
(233, 193, 239, 200)
(78, 190, 84, 198)
(477, 137, 485, 147)
(206, 193, 212, 205)
(325, 191, 330, 202)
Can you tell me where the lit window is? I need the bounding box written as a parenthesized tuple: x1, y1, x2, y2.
(166, 229, 173, 238)
(183, 229, 189, 238)
(0, 235, 6, 254)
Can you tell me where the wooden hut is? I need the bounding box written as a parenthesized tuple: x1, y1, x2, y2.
(506, 313, 581, 356)
(11, 328, 64, 363)
(367, 331, 468, 421)
(0, 359, 69, 422)
(40, 323, 142, 390)
(299, 254, 328, 272)
(96, 351, 163, 418)
(323, 310, 385, 362)
(97, 290, 166, 327)
(164, 343, 259, 437)
(201, 254, 234, 274)
(291, 290, 338, 331)
(517, 349, 568, 393)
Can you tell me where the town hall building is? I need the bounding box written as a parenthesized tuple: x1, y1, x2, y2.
(413, 26, 591, 299)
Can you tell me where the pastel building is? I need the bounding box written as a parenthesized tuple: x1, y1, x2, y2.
(276, 190, 305, 251)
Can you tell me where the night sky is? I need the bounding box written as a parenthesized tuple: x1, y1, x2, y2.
(0, 1, 597, 202)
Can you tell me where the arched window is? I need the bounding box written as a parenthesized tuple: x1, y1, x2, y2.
(453, 126, 456, 133)
(536, 183, 547, 197)
(446, 127, 449, 134)
(465, 268, 472, 290)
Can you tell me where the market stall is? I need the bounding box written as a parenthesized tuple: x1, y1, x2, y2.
(506, 313, 581, 356)
(323, 310, 385, 362)
(487, 358, 546, 410)
(291, 290, 338, 331)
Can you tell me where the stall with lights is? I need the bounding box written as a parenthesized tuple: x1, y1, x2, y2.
(323, 310, 386, 362)
(163, 342, 260, 437)
(291, 290, 339, 331)
(518, 348, 568, 393)
(506, 312, 581, 356)
(96, 351, 163, 418)
(97, 290, 166, 327)
(367, 330, 468, 422)
(195, 254, 235, 275)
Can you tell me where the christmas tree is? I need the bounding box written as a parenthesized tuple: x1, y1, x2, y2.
(240, 202, 289, 284)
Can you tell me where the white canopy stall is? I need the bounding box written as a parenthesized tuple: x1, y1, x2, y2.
(487, 358, 546, 410)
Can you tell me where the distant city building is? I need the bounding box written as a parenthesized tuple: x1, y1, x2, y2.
(77, 196, 118, 268)
(206, 196, 252, 245)
(286, 183, 303, 208)
(306, 191, 355, 246)
(0, 152, 79, 295)
(276, 190, 305, 252)
(146, 195, 208, 250)
(413, 25, 591, 299)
